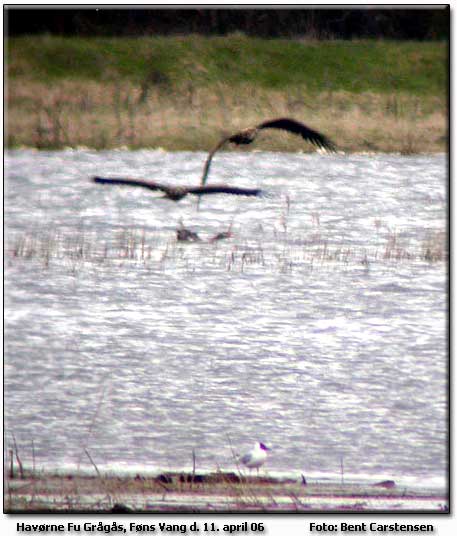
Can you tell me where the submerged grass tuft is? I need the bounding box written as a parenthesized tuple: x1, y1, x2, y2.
(6, 225, 448, 275)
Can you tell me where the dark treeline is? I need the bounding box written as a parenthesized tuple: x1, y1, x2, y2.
(5, 7, 449, 40)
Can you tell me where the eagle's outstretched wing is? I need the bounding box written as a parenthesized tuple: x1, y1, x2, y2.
(257, 118, 337, 152)
(93, 176, 164, 192)
(200, 117, 336, 187)
(189, 184, 262, 197)
(93, 176, 261, 201)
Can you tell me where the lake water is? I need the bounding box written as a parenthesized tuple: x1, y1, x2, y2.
(4, 149, 448, 491)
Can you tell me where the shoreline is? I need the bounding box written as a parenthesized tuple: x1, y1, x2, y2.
(6, 37, 446, 154)
(5, 470, 449, 513)
(4, 146, 449, 157)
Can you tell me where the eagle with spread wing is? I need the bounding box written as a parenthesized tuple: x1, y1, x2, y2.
(200, 117, 336, 186)
(92, 176, 262, 201)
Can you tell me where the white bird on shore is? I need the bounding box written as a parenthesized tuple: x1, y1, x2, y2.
(238, 442, 271, 473)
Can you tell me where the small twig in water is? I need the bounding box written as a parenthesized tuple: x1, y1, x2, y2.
(191, 448, 196, 489)
(84, 448, 101, 479)
(9, 449, 14, 479)
(12, 433, 24, 479)
(31, 439, 36, 478)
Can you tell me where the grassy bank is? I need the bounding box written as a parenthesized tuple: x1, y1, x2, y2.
(6, 35, 447, 152)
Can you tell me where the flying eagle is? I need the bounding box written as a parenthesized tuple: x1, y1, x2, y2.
(200, 117, 336, 186)
(92, 176, 262, 201)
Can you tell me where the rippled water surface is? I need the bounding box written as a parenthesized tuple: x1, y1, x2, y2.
(4, 149, 447, 489)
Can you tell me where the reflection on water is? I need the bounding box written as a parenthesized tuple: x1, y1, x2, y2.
(4, 149, 447, 489)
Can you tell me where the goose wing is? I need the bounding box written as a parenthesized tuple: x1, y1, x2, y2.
(93, 176, 165, 192)
(188, 184, 262, 197)
(257, 117, 337, 151)
(240, 452, 253, 465)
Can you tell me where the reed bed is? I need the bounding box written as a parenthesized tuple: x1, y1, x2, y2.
(6, 224, 447, 275)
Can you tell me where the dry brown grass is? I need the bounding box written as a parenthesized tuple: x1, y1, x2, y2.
(6, 80, 447, 152)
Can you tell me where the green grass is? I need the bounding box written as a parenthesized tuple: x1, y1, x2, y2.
(7, 35, 447, 95)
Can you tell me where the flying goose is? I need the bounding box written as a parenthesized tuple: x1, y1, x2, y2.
(200, 117, 337, 186)
(93, 176, 262, 201)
